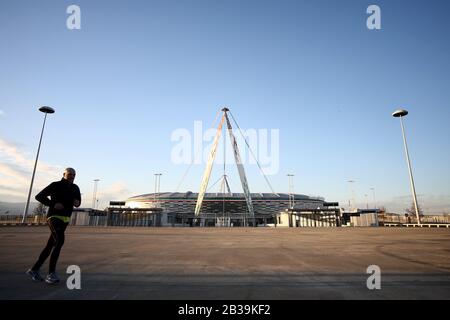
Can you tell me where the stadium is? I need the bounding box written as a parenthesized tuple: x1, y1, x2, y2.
(105, 108, 342, 227)
(119, 192, 340, 227)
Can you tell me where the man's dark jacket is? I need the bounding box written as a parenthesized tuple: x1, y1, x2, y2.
(35, 178, 81, 218)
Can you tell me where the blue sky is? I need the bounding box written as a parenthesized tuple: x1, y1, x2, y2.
(1, 0, 449, 213)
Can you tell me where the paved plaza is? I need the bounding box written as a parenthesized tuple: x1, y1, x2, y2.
(1, 226, 449, 299)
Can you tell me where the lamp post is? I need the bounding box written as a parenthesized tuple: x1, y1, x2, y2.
(92, 179, 100, 210)
(22, 106, 55, 224)
(370, 187, 377, 209)
(364, 194, 368, 209)
(392, 109, 421, 225)
(347, 180, 356, 211)
(287, 174, 295, 209)
(154, 173, 162, 208)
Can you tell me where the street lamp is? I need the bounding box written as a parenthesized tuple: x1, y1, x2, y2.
(92, 179, 100, 210)
(22, 106, 55, 224)
(287, 174, 295, 209)
(392, 109, 421, 225)
(370, 187, 377, 209)
(154, 173, 162, 208)
(347, 180, 356, 211)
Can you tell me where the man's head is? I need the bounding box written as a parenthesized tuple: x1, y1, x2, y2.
(63, 168, 76, 183)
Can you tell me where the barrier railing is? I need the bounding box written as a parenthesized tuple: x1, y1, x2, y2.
(0, 215, 47, 225)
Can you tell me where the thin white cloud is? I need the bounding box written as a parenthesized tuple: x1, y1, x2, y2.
(94, 182, 133, 209)
(0, 110, 4, 116)
(0, 189, 29, 200)
(0, 138, 61, 173)
(354, 194, 450, 215)
(0, 137, 134, 209)
(0, 137, 62, 202)
(0, 163, 29, 185)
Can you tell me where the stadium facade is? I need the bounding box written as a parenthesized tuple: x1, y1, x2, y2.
(126, 192, 326, 215)
(121, 192, 340, 227)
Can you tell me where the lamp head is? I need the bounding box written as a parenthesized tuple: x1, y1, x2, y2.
(38, 106, 55, 114)
(392, 109, 408, 117)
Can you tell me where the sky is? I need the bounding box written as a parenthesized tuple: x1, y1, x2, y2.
(1, 0, 449, 214)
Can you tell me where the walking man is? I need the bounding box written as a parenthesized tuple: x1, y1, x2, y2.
(26, 168, 81, 284)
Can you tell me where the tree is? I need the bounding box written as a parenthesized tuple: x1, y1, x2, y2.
(33, 203, 47, 216)
(405, 202, 424, 217)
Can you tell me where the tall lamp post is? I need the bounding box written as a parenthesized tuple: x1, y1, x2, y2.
(154, 173, 162, 208)
(287, 174, 295, 209)
(22, 106, 55, 224)
(392, 109, 421, 225)
(370, 187, 377, 209)
(347, 180, 356, 211)
(92, 179, 100, 210)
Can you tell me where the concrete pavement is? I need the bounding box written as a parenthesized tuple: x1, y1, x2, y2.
(0, 226, 449, 299)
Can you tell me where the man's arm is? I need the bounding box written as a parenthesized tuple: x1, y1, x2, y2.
(73, 185, 81, 207)
(35, 183, 55, 207)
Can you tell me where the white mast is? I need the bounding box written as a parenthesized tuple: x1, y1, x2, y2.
(194, 114, 225, 215)
(194, 107, 254, 218)
(223, 108, 254, 218)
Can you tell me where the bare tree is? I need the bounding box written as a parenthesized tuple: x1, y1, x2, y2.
(33, 203, 47, 216)
(405, 201, 423, 217)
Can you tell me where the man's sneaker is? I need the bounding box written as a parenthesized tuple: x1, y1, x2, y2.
(26, 269, 44, 282)
(45, 272, 60, 284)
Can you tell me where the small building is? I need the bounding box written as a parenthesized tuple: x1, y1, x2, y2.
(341, 209, 380, 227)
(274, 202, 341, 227)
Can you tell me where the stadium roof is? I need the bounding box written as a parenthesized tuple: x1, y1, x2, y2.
(127, 192, 324, 201)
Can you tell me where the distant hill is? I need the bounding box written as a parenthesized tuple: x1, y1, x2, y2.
(0, 202, 39, 215)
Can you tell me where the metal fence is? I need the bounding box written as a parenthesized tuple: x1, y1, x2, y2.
(0, 215, 47, 225)
(378, 214, 450, 225)
(2, 212, 450, 227)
